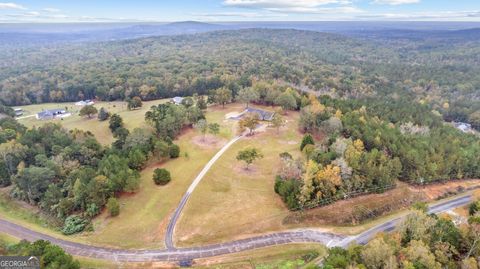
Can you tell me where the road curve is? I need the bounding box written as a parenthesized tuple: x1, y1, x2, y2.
(334, 194, 473, 248)
(0, 218, 342, 262)
(0, 194, 471, 263)
(165, 135, 243, 249)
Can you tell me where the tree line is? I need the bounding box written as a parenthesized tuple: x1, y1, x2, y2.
(1, 29, 478, 129)
(275, 94, 480, 210)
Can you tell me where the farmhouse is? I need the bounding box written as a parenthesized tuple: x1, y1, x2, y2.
(36, 109, 71, 120)
(75, 99, 95, 106)
(13, 108, 23, 117)
(454, 122, 474, 133)
(230, 107, 276, 121)
(172, 96, 184, 105)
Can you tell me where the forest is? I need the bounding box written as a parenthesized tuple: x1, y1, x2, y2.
(0, 29, 479, 129)
(275, 93, 480, 210)
(315, 203, 480, 269)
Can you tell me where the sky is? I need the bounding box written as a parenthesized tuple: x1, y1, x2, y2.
(0, 0, 480, 23)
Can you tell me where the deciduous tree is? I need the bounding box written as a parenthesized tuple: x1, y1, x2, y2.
(236, 147, 263, 170)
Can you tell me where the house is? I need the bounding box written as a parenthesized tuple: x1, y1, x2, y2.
(230, 107, 276, 121)
(36, 109, 70, 120)
(454, 122, 473, 133)
(172, 97, 184, 105)
(75, 99, 95, 106)
(245, 107, 275, 121)
(13, 108, 23, 117)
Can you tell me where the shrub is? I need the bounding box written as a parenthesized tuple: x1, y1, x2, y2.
(107, 197, 120, 217)
(469, 200, 480, 216)
(300, 133, 315, 151)
(169, 144, 180, 158)
(97, 107, 110, 121)
(153, 168, 171, 185)
(62, 215, 88, 235)
(274, 177, 301, 210)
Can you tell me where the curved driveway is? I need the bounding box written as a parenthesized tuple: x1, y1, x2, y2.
(165, 135, 243, 249)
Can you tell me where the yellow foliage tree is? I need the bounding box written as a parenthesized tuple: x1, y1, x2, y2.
(299, 160, 319, 205)
(315, 164, 342, 199)
(308, 93, 325, 114)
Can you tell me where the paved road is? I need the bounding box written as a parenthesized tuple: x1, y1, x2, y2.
(0, 194, 471, 263)
(15, 115, 35, 120)
(333, 194, 473, 248)
(165, 135, 243, 249)
(0, 219, 341, 262)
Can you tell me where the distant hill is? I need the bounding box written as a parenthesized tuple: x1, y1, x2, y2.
(2, 21, 480, 47)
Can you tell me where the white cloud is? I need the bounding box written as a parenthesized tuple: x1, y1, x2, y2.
(222, 0, 361, 14)
(223, 0, 351, 9)
(372, 0, 420, 5)
(42, 8, 61, 13)
(194, 11, 286, 18)
(267, 6, 362, 14)
(0, 2, 25, 10)
(24, 11, 40, 16)
(357, 10, 480, 20)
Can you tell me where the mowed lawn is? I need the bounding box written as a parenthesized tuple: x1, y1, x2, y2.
(74, 104, 243, 249)
(16, 99, 169, 145)
(175, 110, 303, 247)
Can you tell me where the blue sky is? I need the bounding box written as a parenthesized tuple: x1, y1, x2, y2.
(1, 0, 479, 22)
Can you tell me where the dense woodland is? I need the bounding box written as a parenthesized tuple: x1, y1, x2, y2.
(314, 204, 480, 269)
(0, 29, 479, 129)
(275, 93, 480, 210)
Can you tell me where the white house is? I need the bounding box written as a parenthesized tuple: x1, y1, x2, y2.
(75, 99, 95, 106)
(172, 97, 184, 105)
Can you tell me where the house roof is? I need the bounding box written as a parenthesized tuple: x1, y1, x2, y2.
(37, 109, 65, 118)
(245, 107, 275, 121)
(172, 97, 184, 104)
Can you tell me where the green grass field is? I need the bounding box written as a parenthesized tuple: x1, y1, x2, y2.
(194, 243, 326, 269)
(16, 99, 169, 145)
(175, 110, 303, 247)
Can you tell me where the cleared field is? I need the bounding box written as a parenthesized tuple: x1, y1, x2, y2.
(74, 104, 242, 249)
(194, 243, 326, 269)
(16, 99, 169, 145)
(176, 110, 303, 247)
(2, 102, 242, 249)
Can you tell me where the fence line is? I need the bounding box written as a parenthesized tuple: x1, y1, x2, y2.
(292, 184, 396, 211)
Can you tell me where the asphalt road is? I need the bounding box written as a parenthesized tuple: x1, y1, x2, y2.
(0, 219, 342, 262)
(165, 135, 243, 250)
(334, 194, 473, 247)
(0, 194, 471, 263)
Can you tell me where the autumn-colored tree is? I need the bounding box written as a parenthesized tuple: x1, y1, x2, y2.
(127, 96, 142, 110)
(361, 237, 397, 269)
(315, 164, 342, 200)
(299, 160, 319, 206)
(238, 113, 259, 136)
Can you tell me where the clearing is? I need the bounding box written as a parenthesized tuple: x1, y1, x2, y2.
(16, 99, 169, 145)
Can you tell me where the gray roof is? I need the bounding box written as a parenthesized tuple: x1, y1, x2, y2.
(37, 109, 65, 118)
(245, 107, 275, 121)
